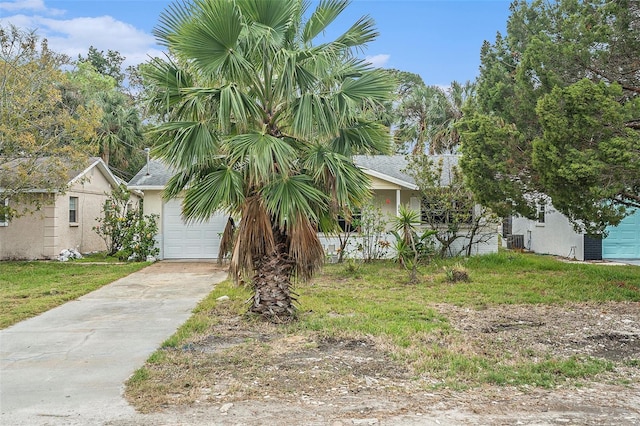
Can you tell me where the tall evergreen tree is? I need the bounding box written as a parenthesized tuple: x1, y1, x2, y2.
(459, 0, 640, 233)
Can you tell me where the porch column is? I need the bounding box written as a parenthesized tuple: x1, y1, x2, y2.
(396, 189, 401, 216)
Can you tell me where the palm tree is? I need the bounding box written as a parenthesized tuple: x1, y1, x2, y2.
(430, 80, 474, 154)
(394, 84, 446, 154)
(95, 90, 144, 178)
(394, 80, 473, 154)
(145, 0, 394, 321)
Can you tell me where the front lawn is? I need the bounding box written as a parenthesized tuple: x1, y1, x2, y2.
(125, 252, 640, 413)
(0, 261, 148, 329)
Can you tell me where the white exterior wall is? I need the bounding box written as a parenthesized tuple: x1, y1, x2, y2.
(511, 205, 584, 260)
(140, 190, 165, 258)
(320, 190, 499, 261)
(319, 229, 499, 262)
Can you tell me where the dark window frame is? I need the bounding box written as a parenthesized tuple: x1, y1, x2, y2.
(69, 196, 79, 224)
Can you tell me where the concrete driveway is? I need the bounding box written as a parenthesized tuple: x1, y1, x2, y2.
(0, 261, 227, 426)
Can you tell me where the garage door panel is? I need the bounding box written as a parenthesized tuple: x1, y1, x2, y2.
(162, 199, 226, 259)
(603, 210, 640, 259)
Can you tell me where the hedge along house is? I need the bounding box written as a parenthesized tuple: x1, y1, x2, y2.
(0, 157, 127, 260)
(509, 199, 640, 261)
(128, 156, 499, 261)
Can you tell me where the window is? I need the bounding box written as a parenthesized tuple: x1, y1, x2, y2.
(0, 198, 8, 226)
(69, 197, 79, 224)
(337, 210, 361, 232)
(536, 202, 546, 224)
(421, 196, 473, 225)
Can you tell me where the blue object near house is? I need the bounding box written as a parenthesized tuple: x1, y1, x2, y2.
(603, 209, 640, 259)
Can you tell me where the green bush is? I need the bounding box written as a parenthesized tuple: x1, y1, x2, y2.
(94, 185, 159, 261)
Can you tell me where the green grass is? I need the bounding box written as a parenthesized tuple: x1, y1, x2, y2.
(74, 252, 126, 263)
(0, 261, 148, 328)
(129, 252, 639, 399)
(322, 252, 639, 307)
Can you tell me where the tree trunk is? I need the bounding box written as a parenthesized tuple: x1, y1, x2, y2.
(249, 234, 296, 321)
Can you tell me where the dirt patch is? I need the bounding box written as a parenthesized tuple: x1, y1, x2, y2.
(118, 302, 640, 425)
(435, 302, 640, 365)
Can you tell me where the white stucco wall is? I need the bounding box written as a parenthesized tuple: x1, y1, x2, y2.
(320, 197, 499, 261)
(139, 190, 164, 257)
(511, 204, 584, 260)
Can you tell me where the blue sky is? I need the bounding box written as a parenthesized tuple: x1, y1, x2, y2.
(0, 0, 511, 87)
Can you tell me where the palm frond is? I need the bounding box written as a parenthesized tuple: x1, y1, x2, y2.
(332, 15, 378, 51)
(261, 174, 328, 228)
(153, 121, 219, 169)
(230, 195, 275, 283)
(227, 133, 298, 185)
(288, 213, 325, 281)
(182, 165, 246, 221)
(291, 93, 337, 139)
(154, 0, 192, 47)
(303, 140, 379, 212)
(302, 0, 349, 43)
(218, 83, 255, 133)
(172, 0, 253, 80)
(218, 216, 236, 264)
(330, 121, 392, 156)
(239, 0, 297, 35)
(143, 56, 195, 114)
(340, 69, 396, 105)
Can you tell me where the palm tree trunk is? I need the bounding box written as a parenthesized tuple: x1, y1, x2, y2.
(249, 230, 296, 321)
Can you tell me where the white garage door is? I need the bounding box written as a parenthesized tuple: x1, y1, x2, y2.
(162, 199, 227, 259)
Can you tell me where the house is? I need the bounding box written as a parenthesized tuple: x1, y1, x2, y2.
(322, 155, 499, 259)
(127, 160, 229, 260)
(0, 157, 127, 260)
(128, 155, 499, 260)
(508, 199, 640, 261)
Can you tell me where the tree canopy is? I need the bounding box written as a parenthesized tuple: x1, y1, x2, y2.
(391, 70, 473, 155)
(0, 26, 101, 218)
(72, 49, 147, 180)
(458, 0, 640, 234)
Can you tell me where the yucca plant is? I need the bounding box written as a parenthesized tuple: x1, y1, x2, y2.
(391, 205, 422, 284)
(144, 0, 394, 320)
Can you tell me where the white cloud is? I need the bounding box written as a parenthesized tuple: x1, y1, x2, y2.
(0, 13, 160, 67)
(0, 0, 63, 16)
(365, 54, 390, 68)
(0, 0, 46, 12)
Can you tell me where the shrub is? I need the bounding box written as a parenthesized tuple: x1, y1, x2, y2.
(94, 185, 159, 261)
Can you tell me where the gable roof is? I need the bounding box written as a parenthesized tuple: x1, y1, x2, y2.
(71, 157, 121, 188)
(127, 159, 176, 190)
(353, 155, 417, 189)
(0, 156, 121, 192)
(353, 154, 460, 189)
(128, 155, 461, 191)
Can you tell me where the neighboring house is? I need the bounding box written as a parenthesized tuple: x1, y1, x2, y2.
(509, 199, 640, 261)
(0, 157, 126, 260)
(128, 155, 499, 260)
